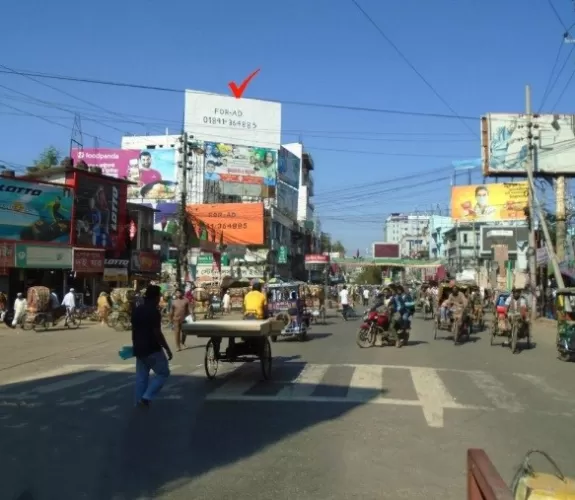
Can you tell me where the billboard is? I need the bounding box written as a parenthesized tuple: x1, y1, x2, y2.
(479, 226, 529, 256)
(186, 202, 264, 245)
(481, 114, 575, 175)
(71, 148, 177, 201)
(276, 181, 298, 220)
(204, 142, 277, 186)
(0, 178, 72, 243)
(373, 243, 400, 259)
(184, 91, 282, 148)
(73, 172, 128, 250)
(278, 147, 300, 189)
(450, 182, 528, 222)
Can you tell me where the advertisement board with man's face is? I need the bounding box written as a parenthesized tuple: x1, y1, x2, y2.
(450, 182, 528, 222)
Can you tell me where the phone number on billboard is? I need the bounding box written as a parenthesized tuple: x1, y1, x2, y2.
(202, 117, 257, 129)
(207, 223, 248, 230)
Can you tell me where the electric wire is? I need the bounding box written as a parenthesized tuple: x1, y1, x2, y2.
(348, 0, 478, 137)
(538, 38, 565, 111)
(0, 67, 494, 122)
(541, 45, 575, 110)
(0, 63, 148, 132)
(551, 62, 575, 110)
(547, 0, 569, 30)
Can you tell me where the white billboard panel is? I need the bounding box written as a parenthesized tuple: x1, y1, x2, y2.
(184, 90, 281, 149)
(481, 113, 575, 175)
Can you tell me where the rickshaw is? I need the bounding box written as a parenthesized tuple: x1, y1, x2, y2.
(21, 286, 78, 331)
(266, 281, 311, 342)
(555, 288, 575, 362)
(433, 281, 471, 344)
(490, 288, 531, 353)
(490, 290, 511, 341)
(303, 284, 327, 325)
(107, 288, 135, 331)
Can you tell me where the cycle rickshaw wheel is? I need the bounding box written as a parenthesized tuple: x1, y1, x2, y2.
(204, 339, 219, 380)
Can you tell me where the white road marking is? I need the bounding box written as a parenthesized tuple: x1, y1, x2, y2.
(32, 364, 133, 394)
(513, 373, 572, 401)
(410, 367, 457, 428)
(470, 371, 523, 412)
(275, 364, 329, 399)
(347, 365, 384, 402)
(1, 365, 95, 388)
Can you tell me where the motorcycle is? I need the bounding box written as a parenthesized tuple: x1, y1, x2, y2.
(356, 309, 391, 348)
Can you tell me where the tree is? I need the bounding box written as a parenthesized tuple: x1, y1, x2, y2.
(32, 146, 61, 171)
(331, 240, 346, 254)
(354, 266, 382, 285)
(320, 232, 332, 253)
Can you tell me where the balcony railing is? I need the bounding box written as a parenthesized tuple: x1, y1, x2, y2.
(467, 449, 513, 499)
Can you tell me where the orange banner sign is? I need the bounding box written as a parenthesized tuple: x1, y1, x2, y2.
(186, 203, 264, 245)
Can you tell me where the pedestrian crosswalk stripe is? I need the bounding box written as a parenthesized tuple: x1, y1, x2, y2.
(275, 364, 329, 399)
(2, 364, 96, 387)
(470, 371, 523, 413)
(410, 367, 456, 428)
(513, 373, 571, 401)
(347, 365, 384, 402)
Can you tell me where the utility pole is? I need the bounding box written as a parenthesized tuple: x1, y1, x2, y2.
(525, 85, 565, 300)
(556, 176, 567, 263)
(176, 132, 191, 287)
(525, 86, 538, 318)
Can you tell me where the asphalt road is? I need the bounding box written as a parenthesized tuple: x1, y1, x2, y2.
(1, 311, 574, 500)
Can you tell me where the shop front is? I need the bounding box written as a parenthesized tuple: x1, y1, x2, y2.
(10, 244, 73, 303)
(68, 248, 105, 306)
(0, 242, 15, 298)
(102, 253, 130, 292)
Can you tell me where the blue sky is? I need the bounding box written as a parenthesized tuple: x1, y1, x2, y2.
(0, 0, 572, 253)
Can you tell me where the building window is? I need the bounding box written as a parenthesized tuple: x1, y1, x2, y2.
(463, 234, 468, 244)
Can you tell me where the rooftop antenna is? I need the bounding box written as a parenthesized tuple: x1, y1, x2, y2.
(70, 114, 84, 156)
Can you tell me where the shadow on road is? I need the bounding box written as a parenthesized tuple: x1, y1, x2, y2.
(1, 363, 383, 500)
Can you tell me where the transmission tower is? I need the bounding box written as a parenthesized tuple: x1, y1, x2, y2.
(70, 114, 84, 156)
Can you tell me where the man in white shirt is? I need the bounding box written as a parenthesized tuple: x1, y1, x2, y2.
(339, 285, 350, 320)
(12, 293, 27, 327)
(362, 288, 370, 307)
(62, 288, 76, 323)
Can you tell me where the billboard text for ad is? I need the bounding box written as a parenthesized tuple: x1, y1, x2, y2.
(184, 91, 281, 148)
(204, 142, 277, 186)
(186, 202, 264, 245)
(73, 173, 127, 250)
(481, 114, 575, 176)
(451, 182, 528, 222)
(0, 178, 72, 243)
(71, 148, 177, 201)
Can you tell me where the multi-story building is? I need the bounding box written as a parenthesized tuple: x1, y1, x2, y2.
(442, 224, 481, 273)
(16, 163, 158, 304)
(428, 215, 454, 259)
(383, 213, 430, 258)
(383, 213, 430, 245)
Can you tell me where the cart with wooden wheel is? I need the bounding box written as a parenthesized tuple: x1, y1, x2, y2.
(182, 319, 283, 380)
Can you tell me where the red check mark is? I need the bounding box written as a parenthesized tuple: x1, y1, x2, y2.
(228, 69, 260, 99)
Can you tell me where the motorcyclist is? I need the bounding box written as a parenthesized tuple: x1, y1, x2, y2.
(389, 286, 409, 330)
(402, 288, 416, 328)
